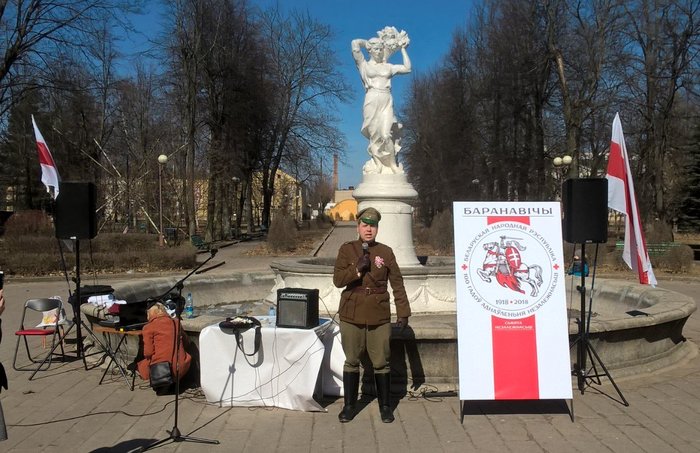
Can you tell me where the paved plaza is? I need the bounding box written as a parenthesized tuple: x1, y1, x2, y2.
(1, 224, 700, 452)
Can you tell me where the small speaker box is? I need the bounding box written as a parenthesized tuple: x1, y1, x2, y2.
(55, 182, 97, 239)
(562, 178, 608, 244)
(276, 288, 319, 329)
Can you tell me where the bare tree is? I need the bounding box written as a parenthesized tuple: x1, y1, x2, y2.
(111, 65, 173, 232)
(199, 0, 267, 241)
(405, 0, 554, 212)
(621, 0, 700, 226)
(545, 0, 624, 178)
(0, 0, 141, 119)
(256, 7, 350, 229)
(163, 0, 210, 237)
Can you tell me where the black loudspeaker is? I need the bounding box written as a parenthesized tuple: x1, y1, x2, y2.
(276, 288, 319, 329)
(562, 178, 608, 244)
(55, 182, 97, 239)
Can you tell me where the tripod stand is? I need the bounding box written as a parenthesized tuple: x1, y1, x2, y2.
(137, 249, 220, 451)
(57, 238, 111, 369)
(570, 242, 628, 406)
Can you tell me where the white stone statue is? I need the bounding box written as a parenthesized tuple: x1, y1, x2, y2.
(352, 27, 411, 175)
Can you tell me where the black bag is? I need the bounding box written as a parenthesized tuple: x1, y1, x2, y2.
(219, 317, 262, 357)
(149, 361, 173, 389)
(149, 317, 177, 389)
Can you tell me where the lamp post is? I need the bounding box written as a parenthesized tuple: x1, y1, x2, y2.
(471, 178, 480, 201)
(158, 154, 168, 246)
(232, 176, 240, 238)
(232, 176, 240, 204)
(552, 154, 572, 200)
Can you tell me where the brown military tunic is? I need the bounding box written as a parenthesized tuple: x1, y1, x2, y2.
(333, 239, 411, 325)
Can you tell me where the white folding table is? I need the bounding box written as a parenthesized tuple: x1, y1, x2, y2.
(199, 316, 344, 411)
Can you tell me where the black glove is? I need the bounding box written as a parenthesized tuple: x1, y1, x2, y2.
(396, 317, 409, 332)
(356, 254, 370, 274)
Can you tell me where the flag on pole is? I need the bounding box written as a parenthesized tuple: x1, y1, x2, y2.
(606, 113, 657, 286)
(31, 115, 60, 199)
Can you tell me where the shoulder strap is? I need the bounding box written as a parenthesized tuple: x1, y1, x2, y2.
(235, 325, 261, 357)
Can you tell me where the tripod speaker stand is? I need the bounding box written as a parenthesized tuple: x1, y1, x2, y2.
(54, 182, 107, 368)
(562, 178, 628, 405)
(569, 243, 628, 405)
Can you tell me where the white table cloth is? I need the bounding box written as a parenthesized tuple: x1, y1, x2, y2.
(199, 316, 344, 411)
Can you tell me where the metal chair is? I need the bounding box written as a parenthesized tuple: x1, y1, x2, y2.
(13, 298, 67, 380)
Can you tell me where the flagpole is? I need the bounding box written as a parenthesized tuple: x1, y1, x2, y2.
(158, 154, 168, 247)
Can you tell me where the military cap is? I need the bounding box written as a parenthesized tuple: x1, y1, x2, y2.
(357, 207, 381, 225)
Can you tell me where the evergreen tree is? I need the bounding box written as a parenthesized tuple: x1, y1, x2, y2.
(677, 145, 700, 231)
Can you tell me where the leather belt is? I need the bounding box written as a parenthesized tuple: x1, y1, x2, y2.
(351, 287, 387, 295)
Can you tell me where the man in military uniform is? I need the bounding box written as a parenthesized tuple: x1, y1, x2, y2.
(333, 207, 410, 423)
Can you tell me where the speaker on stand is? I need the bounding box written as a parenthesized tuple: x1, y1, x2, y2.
(562, 178, 628, 406)
(55, 182, 97, 240)
(54, 182, 100, 367)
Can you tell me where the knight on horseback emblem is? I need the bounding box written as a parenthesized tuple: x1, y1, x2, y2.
(476, 235, 543, 296)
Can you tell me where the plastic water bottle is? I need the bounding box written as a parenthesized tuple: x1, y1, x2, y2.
(185, 293, 194, 318)
(268, 304, 276, 320)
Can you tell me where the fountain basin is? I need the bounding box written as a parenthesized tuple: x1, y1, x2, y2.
(84, 265, 696, 391)
(268, 257, 697, 386)
(268, 256, 458, 313)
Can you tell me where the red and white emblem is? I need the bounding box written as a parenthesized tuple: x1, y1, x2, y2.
(505, 246, 521, 271)
(476, 236, 543, 297)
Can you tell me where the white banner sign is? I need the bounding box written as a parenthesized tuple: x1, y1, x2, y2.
(453, 202, 572, 400)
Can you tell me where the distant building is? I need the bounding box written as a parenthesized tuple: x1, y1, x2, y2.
(98, 168, 304, 234)
(327, 188, 357, 221)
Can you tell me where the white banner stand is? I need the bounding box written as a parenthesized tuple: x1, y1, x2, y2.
(453, 202, 572, 421)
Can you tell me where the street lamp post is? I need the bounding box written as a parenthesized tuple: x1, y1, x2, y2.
(471, 178, 480, 201)
(232, 176, 240, 238)
(158, 154, 168, 246)
(552, 154, 572, 200)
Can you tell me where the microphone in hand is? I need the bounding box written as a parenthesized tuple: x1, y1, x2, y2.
(357, 243, 370, 273)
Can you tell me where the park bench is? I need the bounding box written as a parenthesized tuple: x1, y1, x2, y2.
(190, 234, 213, 251)
(615, 241, 681, 256)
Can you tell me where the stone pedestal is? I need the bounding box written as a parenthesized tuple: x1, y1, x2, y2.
(353, 173, 420, 267)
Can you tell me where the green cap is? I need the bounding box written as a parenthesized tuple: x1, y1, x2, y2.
(357, 207, 381, 225)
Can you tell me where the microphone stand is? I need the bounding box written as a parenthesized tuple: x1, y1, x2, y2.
(158, 248, 219, 300)
(137, 249, 221, 451)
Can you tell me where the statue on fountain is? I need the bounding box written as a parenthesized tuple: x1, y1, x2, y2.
(352, 26, 411, 175)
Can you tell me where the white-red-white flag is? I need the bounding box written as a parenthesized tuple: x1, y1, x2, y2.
(606, 113, 657, 286)
(31, 115, 60, 199)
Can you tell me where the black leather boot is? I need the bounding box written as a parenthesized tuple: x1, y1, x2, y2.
(375, 373, 394, 423)
(338, 371, 360, 422)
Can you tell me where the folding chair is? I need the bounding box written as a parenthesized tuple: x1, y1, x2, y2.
(13, 298, 67, 380)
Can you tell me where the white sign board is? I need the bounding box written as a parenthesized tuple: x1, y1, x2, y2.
(453, 202, 572, 400)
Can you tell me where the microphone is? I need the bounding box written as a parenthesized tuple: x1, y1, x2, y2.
(210, 248, 218, 257)
(362, 242, 369, 255)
